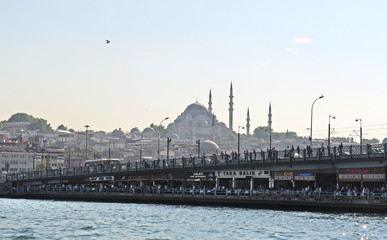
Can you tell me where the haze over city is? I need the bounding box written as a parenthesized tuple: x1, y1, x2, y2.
(1, 1, 387, 141)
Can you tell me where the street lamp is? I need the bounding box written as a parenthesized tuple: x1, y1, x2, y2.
(310, 94, 324, 147)
(328, 115, 336, 151)
(238, 126, 245, 159)
(196, 139, 201, 158)
(356, 118, 362, 154)
(157, 117, 169, 160)
(166, 137, 171, 162)
(84, 125, 90, 160)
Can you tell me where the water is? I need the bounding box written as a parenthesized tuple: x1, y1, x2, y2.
(0, 198, 386, 240)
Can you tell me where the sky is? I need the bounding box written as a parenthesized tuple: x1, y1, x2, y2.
(1, 1, 387, 141)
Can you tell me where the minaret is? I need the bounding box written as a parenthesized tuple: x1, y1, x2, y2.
(268, 102, 272, 130)
(246, 107, 250, 137)
(208, 89, 213, 113)
(229, 82, 234, 131)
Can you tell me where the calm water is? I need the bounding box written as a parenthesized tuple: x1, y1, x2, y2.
(0, 198, 386, 240)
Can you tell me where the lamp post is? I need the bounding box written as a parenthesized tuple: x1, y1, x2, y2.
(196, 139, 201, 158)
(310, 94, 324, 147)
(356, 118, 362, 154)
(108, 142, 112, 159)
(84, 125, 90, 160)
(328, 115, 335, 150)
(157, 117, 169, 160)
(166, 137, 171, 162)
(238, 126, 245, 159)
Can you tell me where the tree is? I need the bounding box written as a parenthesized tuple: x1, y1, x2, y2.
(363, 138, 380, 144)
(6, 113, 53, 131)
(152, 124, 169, 138)
(253, 126, 269, 139)
(7, 113, 33, 122)
(57, 124, 68, 131)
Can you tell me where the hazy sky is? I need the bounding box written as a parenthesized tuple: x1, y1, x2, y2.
(1, 1, 387, 141)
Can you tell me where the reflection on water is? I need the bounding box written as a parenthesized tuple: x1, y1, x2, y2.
(0, 198, 386, 239)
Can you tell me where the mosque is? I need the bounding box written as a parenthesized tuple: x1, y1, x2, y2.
(167, 83, 272, 141)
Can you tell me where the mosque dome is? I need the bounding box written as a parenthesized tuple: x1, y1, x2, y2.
(112, 128, 126, 139)
(184, 102, 209, 115)
(142, 127, 156, 138)
(130, 127, 141, 135)
(191, 140, 220, 155)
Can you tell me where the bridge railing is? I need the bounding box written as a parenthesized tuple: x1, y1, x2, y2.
(10, 185, 387, 201)
(5, 143, 387, 182)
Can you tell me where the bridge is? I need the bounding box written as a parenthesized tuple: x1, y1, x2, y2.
(3, 143, 386, 186)
(2, 143, 386, 212)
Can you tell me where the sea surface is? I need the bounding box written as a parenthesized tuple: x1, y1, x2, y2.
(0, 198, 386, 240)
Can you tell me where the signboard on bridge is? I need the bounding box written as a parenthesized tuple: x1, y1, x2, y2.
(216, 169, 270, 178)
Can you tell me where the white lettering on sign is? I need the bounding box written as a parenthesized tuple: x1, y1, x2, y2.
(217, 170, 270, 178)
(294, 176, 315, 181)
(274, 176, 293, 180)
(362, 174, 385, 179)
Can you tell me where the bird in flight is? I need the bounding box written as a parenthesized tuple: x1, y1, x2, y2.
(106, 40, 110, 44)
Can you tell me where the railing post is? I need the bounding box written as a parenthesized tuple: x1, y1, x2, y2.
(182, 158, 185, 168)
(368, 144, 371, 159)
(275, 151, 278, 163)
(237, 154, 240, 165)
(163, 159, 165, 169)
(349, 146, 353, 159)
(172, 159, 175, 169)
(303, 149, 306, 161)
(111, 164, 113, 173)
(334, 191, 336, 199)
(192, 158, 195, 168)
(384, 143, 387, 159)
(135, 162, 138, 171)
(126, 162, 129, 172)
(333, 147, 337, 161)
(203, 157, 206, 167)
